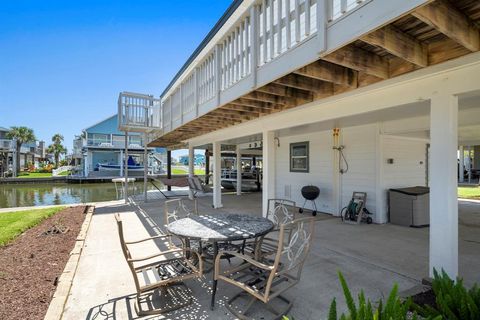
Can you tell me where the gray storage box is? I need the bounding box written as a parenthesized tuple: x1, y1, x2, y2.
(389, 186, 429, 227)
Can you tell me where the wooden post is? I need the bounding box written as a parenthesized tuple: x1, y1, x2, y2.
(459, 145, 464, 183)
(167, 150, 172, 191)
(205, 149, 210, 184)
(236, 145, 242, 196)
(124, 132, 129, 204)
(144, 132, 148, 202)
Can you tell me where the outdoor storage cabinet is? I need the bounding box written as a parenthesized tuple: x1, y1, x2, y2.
(389, 186, 430, 227)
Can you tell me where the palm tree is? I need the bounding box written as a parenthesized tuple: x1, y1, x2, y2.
(52, 133, 64, 145)
(6, 126, 36, 174)
(48, 133, 67, 168)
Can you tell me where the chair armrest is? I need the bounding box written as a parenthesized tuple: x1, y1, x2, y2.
(125, 234, 171, 245)
(127, 248, 183, 262)
(216, 250, 274, 271)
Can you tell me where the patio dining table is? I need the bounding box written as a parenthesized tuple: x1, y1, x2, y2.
(166, 213, 274, 309)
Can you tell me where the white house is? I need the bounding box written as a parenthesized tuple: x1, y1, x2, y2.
(118, 0, 480, 279)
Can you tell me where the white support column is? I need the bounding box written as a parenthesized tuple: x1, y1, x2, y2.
(236, 145, 242, 196)
(212, 142, 223, 208)
(262, 131, 276, 218)
(429, 94, 458, 278)
(459, 145, 464, 183)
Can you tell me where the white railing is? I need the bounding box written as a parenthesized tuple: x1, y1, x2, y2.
(328, 0, 368, 23)
(0, 139, 13, 150)
(221, 13, 252, 90)
(118, 92, 162, 131)
(128, 0, 383, 139)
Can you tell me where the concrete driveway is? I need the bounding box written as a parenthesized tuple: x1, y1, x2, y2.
(61, 193, 480, 320)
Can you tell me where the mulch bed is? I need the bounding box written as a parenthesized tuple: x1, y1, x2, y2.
(0, 206, 87, 320)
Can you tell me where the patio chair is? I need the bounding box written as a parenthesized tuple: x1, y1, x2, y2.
(245, 199, 297, 258)
(215, 217, 315, 320)
(164, 198, 199, 249)
(115, 213, 203, 316)
(187, 176, 212, 198)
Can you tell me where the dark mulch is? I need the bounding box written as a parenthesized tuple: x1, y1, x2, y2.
(0, 206, 87, 320)
(411, 288, 437, 309)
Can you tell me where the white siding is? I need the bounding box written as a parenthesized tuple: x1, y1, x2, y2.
(275, 131, 334, 213)
(380, 135, 427, 220)
(273, 121, 429, 223)
(340, 124, 377, 216)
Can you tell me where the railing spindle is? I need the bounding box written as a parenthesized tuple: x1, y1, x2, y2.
(295, 0, 300, 43)
(277, 0, 282, 54)
(286, 0, 291, 49)
(305, 0, 311, 36)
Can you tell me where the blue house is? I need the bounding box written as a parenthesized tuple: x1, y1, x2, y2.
(178, 153, 205, 166)
(77, 115, 166, 177)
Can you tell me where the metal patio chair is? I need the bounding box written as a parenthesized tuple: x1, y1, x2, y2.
(187, 176, 212, 198)
(245, 199, 297, 259)
(115, 213, 203, 316)
(215, 217, 315, 320)
(164, 198, 199, 250)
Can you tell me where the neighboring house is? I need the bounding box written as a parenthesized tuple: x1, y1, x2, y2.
(178, 153, 205, 166)
(0, 126, 49, 174)
(77, 115, 166, 177)
(118, 0, 480, 278)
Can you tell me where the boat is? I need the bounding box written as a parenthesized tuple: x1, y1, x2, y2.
(96, 155, 144, 172)
(221, 168, 261, 192)
(96, 163, 144, 171)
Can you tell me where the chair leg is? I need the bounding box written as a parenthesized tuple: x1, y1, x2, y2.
(225, 291, 293, 320)
(134, 283, 193, 316)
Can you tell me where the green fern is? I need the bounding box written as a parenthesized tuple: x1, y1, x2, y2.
(416, 268, 480, 320)
(328, 271, 419, 320)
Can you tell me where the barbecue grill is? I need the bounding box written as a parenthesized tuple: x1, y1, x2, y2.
(299, 185, 320, 216)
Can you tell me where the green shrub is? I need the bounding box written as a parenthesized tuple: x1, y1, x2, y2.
(415, 269, 480, 320)
(328, 271, 424, 320)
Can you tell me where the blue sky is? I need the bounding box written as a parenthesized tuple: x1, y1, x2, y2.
(0, 0, 231, 157)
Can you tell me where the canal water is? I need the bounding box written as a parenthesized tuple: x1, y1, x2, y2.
(0, 183, 156, 208)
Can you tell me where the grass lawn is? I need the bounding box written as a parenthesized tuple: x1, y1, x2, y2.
(0, 206, 65, 246)
(17, 172, 52, 178)
(458, 186, 480, 200)
(171, 168, 206, 175)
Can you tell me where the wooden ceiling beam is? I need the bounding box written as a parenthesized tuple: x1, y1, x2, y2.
(232, 98, 283, 110)
(242, 91, 295, 105)
(323, 44, 389, 79)
(256, 83, 313, 102)
(361, 25, 428, 67)
(411, 0, 479, 52)
(274, 74, 328, 92)
(294, 60, 358, 88)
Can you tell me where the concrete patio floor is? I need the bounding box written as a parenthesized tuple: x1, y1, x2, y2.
(62, 193, 480, 320)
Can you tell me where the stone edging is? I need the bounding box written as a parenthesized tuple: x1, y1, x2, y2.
(43, 205, 95, 320)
